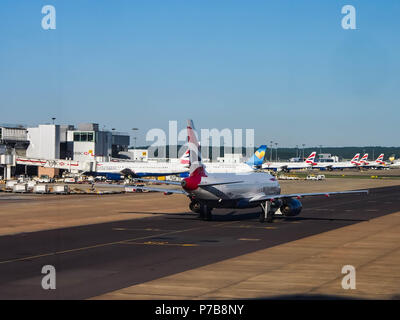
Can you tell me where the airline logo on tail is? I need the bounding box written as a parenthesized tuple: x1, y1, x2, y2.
(351, 153, 360, 164)
(180, 149, 190, 166)
(187, 120, 206, 176)
(246, 145, 267, 167)
(359, 153, 368, 165)
(305, 152, 317, 165)
(375, 154, 385, 165)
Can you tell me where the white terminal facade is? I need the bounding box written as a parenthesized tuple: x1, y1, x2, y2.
(25, 123, 129, 162)
(0, 123, 130, 179)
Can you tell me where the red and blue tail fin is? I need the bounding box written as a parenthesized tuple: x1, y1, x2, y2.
(305, 151, 317, 164)
(351, 153, 360, 164)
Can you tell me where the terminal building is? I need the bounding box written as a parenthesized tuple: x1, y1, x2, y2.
(0, 122, 130, 180)
(0, 125, 29, 179)
(26, 123, 129, 162)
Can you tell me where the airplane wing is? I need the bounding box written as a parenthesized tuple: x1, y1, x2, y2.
(133, 178, 244, 188)
(94, 183, 188, 195)
(129, 186, 187, 194)
(249, 189, 368, 202)
(199, 181, 244, 187)
(133, 178, 182, 185)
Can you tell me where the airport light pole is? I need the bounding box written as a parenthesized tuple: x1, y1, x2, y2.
(51, 117, 56, 124)
(132, 128, 139, 150)
(275, 142, 278, 161)
(270, 140, 273, 161)
(302, 144, 305, 160)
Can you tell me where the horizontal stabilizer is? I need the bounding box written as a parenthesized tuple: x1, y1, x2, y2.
(133, 178, 181, 185)
(249, 189, 369, 202)
(199, 181, 244, 188)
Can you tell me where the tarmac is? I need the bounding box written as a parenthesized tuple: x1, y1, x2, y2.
(0, 178, 399, 299)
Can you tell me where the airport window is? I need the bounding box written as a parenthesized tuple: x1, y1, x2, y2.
(74, 132, 95, 142)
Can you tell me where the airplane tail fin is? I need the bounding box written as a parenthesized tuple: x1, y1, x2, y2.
(179, 149, 190, 167)
(305, 151, 317, 164)
(351, 153, 360, 164)
(246, 145, 267, 167)
(376, 153, 385, 164)
(187, 119, 207, 176)
(360, 153, 368, 163)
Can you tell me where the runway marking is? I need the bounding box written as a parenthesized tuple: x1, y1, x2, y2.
(112, 227, 176, 232)
(0, 222, 236, 265)
(220, 225, 278, 230)
(123, 241, 199, 247)
(238, 238, 260, 241)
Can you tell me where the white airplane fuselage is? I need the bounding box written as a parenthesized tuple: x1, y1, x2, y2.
(187, 172, 281, 208)
(204, 162, 255, 174)
(96, 161, 188, 176)
(262, 162, 312, 171)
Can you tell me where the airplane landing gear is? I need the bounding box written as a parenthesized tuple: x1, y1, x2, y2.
(260, 201, 275, 223)
(199, 204, 213, 221)
(189, 200, 201, 214)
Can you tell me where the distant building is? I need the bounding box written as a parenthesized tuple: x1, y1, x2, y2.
(318, 153, 339, 163)
(0, 125, 28, 153)
(26, 124, 60, 159)
(126, 148, 149, 161)
(216, 153, 245, 164)
(26, 123, 130, 162)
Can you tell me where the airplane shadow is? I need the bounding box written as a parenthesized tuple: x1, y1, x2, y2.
(276, 216, 368, 223)
(118, 211, 368, 223)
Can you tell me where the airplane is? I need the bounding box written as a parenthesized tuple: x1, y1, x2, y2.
(358, 154, 386, 169)
(389, 160, 400, 169)
(262, 152, 317, 172)
(93, 152, 190, 180)
(113, 119, 368, 223)
(312, 153, 360, 171)
(202, 145, 267, 174)
(93, 144, 267, 180)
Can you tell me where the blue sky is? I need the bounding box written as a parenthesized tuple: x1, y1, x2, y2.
(1, 0, 399, 147)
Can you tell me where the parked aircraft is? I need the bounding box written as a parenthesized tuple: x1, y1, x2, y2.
(262, 152, 317, 172)
(203, 145, 267, 173)
(94, 152, 190, 180)
(312, 153, 360, 171)
(117, 120, 368, 223)
(358, 154, 386, 169)
(93, 144, 267, 180)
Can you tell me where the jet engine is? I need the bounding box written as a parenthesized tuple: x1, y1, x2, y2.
(280, 198, 302, 216)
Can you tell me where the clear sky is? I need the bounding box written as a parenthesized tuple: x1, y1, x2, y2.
(1, 0, 399, 147)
